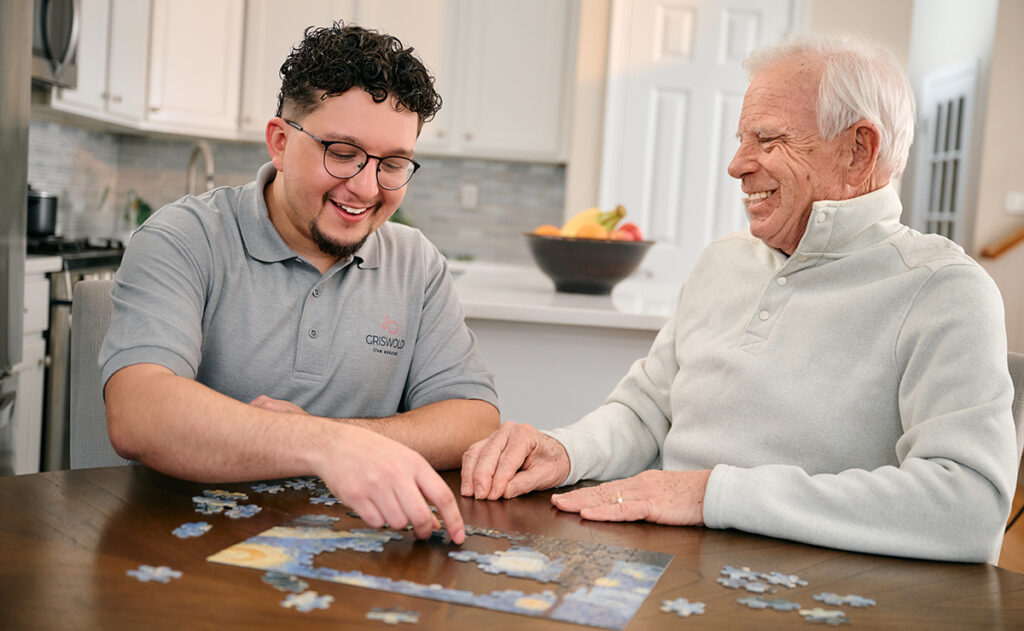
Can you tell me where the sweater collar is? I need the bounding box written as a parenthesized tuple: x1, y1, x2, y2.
(791, 185, 904, 258)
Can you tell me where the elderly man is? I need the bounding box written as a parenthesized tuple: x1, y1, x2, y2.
(461, 35, 1018, 562)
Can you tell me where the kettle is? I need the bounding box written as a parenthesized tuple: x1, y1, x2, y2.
(27, 185, 58, 238)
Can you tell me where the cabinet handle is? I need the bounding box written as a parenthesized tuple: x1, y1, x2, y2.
(150, 106, 160, 113)
(111, 95, 122, 103)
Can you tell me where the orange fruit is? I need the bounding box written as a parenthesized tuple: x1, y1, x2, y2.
(575, 223, 610, 239)
(534, 224, 561, 236)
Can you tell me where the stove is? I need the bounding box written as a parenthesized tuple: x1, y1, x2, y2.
(27, 236, 125, 270)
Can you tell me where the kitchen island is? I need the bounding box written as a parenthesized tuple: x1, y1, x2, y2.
(450, 261, 680, 431)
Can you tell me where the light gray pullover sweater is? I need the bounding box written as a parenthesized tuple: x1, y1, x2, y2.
(548, 186, 1017, 563)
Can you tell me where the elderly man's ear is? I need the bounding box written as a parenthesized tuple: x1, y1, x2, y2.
(844, 121, 883, 190)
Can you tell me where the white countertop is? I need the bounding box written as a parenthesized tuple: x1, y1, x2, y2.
(449, 261, 680, 331)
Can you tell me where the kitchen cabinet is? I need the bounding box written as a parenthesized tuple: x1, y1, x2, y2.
(50, 0, 151, 126)
(10, 257, 62, 475)
(239, 0, 356, 139)
(240, 0, 577, 162)
(145, 0, 245, 138)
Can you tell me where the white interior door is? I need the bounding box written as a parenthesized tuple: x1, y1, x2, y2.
(599, 0, 803, 281)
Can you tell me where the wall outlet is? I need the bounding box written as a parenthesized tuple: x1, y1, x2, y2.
(459, 183, 479, 210)
(1006, 191, 1024, 215)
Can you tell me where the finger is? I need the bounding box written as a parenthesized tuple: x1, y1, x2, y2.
(349, 497, 386, 529)
(418, 469, 465, 545)
(374, 487, 411, 533)
(579, 500, 650, 523)
(487, 435, 538, 500)
(470, 427, 512, 499)
(552, 483, 621, 512)
(504, 463, 558, 499)
(393, 479, 442, 540)
(460, 442, 482, 496)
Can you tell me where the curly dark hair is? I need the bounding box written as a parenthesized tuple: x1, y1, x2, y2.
(275, 22, 441, 128)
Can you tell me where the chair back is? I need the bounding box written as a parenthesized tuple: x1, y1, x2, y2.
(69, 279, 130, 469)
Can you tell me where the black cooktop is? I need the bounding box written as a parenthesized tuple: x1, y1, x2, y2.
(28, 237, 125, 270)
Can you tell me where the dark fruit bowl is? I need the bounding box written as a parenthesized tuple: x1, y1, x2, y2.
(524, 233, 654, 295)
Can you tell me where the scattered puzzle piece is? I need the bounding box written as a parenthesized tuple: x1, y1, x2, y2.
(310, 494, 341, 506)
(192, 495, 237, 514)
(799, 607, 850, 625)
(717, 577, 771, 593)
(660, 598, 706, 617)
(284, 478, 318, 491)
(202, 489, 248, 501)
(464, 525, 526, 541)
(765, 571, 808, 588)
(366, 607, 421, 625)
(814, 593, 876, 607)
(282, 590, 334, 613)
(251, 483, 284, 494)
(737, 596, 802, 611)
(225, 504, 262, 519)
(721, 566, 762, 582)
(126, 565, 182, 583)
(262, 571, 309, 593)
(172, 521, 212, 538)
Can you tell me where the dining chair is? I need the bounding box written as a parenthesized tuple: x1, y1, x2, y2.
(69, 278, 131, 469)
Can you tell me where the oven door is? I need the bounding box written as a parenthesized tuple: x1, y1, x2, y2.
(31, 0, 80, 88)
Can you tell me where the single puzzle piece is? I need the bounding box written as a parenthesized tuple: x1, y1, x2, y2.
(721, 565, 762, 582)
(172, 521, 212, 538)
(737, 595, 801, 611)
(283, 478, 318, 491)
(225, 504, 262, 519)
(281, 590, 334, 613)
(202, 489, 248, 501)
(764, 571, 808, 588)
(660, 598, 706, 617)
(310, 494, 341, 506)
(126, 565, 183, 583)
(262, 571, 309, 593)
(192, 495, 237, 514)
(464, 525, 526, 541)
(717, 577, 771, 593)
(366, 607, 421, 625)
(251, 483, 284, 494)
(814, 593, 876, 607)
(799, 607, 851, 625)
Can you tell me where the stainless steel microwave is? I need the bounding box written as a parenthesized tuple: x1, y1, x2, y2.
(31, 0, 80, 88)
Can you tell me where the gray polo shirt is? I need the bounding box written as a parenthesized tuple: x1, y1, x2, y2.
(100, 162, 497, 418)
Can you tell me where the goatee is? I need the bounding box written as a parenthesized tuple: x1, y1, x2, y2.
(310, 220, 369, 260)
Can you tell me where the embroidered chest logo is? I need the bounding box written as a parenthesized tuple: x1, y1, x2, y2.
(365, 315, 406, 356)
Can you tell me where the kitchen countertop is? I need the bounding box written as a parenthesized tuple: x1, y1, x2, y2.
(449, 261, 680, 331)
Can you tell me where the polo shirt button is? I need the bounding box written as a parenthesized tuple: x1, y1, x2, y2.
(798, 255, 809, 263)
(816, 212, 827, 223)
(308, 328, 318, 339)
(312, 287, 321, 298)
(759, 310, 770, 321)
(776, 276, 787, 286)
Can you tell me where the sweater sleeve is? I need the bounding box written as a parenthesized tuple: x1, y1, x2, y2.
(703, 264, 1018, 562)
(545, 297, 682, 485)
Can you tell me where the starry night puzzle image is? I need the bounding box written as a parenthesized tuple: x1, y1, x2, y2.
(207, 513, 673, 629)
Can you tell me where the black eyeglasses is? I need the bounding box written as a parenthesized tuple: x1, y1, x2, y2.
(284, 119, 420, 190)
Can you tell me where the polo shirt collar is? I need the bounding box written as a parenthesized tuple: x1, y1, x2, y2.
(240, 162, 386, 270)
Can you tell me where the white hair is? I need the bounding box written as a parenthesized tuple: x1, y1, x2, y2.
(744, 34, 916, 179)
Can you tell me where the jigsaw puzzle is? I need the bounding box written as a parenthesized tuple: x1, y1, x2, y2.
(207, 512, 672, 629)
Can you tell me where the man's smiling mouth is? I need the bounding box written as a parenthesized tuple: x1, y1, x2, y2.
(331, 200, 371, 216)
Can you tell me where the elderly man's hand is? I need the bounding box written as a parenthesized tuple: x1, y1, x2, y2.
(551, 469, 712, 526)
(460, 422, 570, 500)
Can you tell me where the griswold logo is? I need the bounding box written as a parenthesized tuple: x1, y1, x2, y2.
(365, 315, 405, 356)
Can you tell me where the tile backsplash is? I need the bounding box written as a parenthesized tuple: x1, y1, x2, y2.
(27, 119, 565, 263)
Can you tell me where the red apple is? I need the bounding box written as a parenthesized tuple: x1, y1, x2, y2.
(611, 222, 643, 241)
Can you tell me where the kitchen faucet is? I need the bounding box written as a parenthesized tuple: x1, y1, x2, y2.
(186, 140, 216, 195)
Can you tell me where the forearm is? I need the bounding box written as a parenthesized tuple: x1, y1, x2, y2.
(106, 363, 341, 482)
(345, 399, 499, 470)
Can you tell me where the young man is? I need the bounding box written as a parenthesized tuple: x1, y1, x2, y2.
(462, 35, 1017, 562)
(102, 24, 500, 543)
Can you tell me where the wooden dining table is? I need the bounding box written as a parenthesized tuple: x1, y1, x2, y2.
(1, 465, 1022, 630)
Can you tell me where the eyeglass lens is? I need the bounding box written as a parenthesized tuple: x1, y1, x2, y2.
(323, 143, 416, 190)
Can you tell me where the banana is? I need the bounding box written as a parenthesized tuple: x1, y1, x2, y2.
(560, 205, 626, 237)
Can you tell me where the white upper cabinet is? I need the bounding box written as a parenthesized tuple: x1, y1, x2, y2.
(239, 0, 356, 139)
(145, 0, 245, 138)
(453, 0, 577, 162)
(51, 0, 150, 126)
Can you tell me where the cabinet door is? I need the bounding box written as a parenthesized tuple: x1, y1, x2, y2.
(104, 0, 150, 123)
(355, 0, 456, 155)
(12, 337, 46, 475)
(146, 0, 245, 137)
(457, 0, 576, 161)
(51, 0, 111, 117)
(240, 0, 356, 138)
